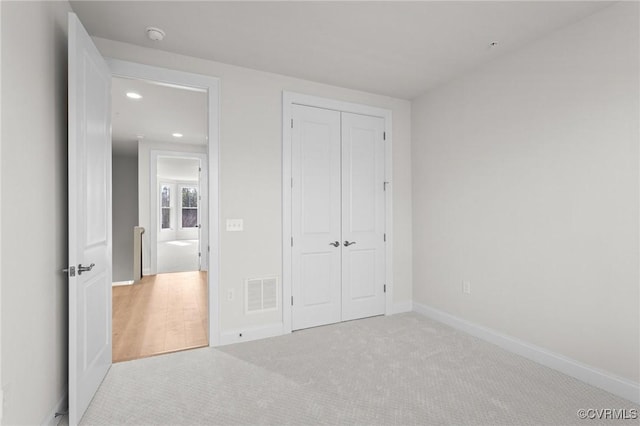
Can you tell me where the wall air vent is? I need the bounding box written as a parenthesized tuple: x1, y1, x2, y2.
(245, 277, 278, 313)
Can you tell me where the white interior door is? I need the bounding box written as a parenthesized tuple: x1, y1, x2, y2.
(341, 112, 386, 321)
(291, 105, 342, 330)
(68, 12, 112, 425)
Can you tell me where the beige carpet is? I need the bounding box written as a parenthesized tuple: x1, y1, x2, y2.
(75, 313, 638, 425)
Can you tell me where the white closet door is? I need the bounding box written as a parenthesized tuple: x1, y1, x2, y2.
(291, 105, 342, 330)
(341, 112, 386, 321)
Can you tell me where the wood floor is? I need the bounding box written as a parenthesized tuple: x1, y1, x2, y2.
(112, 271, 208, 363)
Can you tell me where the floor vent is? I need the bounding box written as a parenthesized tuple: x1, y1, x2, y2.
(246, 277, 278, 313)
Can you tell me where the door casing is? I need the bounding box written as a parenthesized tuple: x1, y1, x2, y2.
(108, 58, 221, 346)
(282, 91, 393, 334)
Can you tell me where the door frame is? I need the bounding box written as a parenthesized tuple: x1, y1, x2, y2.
(108, 59, 221, 346)
(150, 151, 208, 274)
(282, 91, 393, 334)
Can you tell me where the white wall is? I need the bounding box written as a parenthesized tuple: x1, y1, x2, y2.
(96, 37, 413, 331)
(0, 2, 4, 421)
(112, 153, 138, 282)
(138, 140, 206, 274)
(411, 2, 639, 384)
(1, 1, 72, 423)
(157, 157, 200, 182)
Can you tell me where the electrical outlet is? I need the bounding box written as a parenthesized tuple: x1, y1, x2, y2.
(462, 280, 471, 295)
(226, 219, 243, 232)
(227, 289, 234, 301)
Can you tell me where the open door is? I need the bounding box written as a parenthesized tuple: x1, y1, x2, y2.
(68, 12, 112, 425)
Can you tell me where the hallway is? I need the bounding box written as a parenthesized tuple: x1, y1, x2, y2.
(112, 271, 208, 362)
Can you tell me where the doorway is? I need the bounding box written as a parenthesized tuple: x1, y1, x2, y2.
(157, 161, 201, 273)
(68, 15, 221, 424)
(151, 151, 209, 275)
(110, 75, 210, 362)
(157, 158, 201, 273)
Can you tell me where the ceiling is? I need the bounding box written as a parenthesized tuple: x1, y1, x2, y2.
(112, 76, 207, 155)
(73, 1, 611, 99)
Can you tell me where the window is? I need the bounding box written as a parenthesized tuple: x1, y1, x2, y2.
(161, 184, 171, 229)
(181, 186, 198, 228)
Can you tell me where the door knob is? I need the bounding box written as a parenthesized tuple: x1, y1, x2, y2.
(329, 241, 340, 247)
(78, 263, 95, 275)
(344, 241, 356, 247)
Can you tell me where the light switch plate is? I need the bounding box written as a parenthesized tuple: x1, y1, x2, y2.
(226, 219, 243, 232)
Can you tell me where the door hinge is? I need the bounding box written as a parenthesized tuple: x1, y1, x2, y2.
(291, 296, 294, 306)
(291, 118, 294, 128)
(198, 252, 201, 257)
(383, 181, 389, 191)
(384, 233, 386, 242)
(384, 284, 386, 293)
(383, 131, 386, 141)
(199, 167, 202, 172)
(208, 245, 210, 252)
(291, 236, 293, 247)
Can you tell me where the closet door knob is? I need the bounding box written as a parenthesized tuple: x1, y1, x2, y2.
(329, 241, 340, 247)
(344, 241, 356, 247)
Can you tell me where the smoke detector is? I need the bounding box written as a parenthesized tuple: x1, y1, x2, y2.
(146, 27, 165, 42)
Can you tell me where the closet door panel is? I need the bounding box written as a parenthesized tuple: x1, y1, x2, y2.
(341, 112, 386, 321)
(291, 105, 342, 330)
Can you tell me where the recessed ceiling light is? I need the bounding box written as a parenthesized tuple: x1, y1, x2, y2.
(172, 133, 183, 138)
(489, 41, 499, 48)
(126, 92, 142, 99)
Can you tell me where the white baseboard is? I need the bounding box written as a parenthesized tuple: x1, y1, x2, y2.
(112, 280, 134, 286)
(413, 302, 640, 405)
(392, 300, 413, 314)
(219, 322, 284, 346)
(40, 392, 67, 426)
(142, 268, 151, 276)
